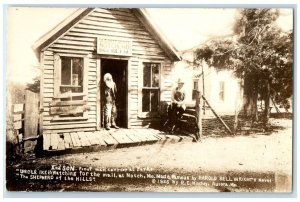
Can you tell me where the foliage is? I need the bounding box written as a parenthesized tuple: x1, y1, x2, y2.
(194, 9, 293, 115)
(26, 77, 40, 93)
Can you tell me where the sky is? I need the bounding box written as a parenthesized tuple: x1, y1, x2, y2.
(5, 7, 293, 84)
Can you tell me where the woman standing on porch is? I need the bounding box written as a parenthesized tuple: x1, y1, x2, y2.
(103, 73, 119, 130)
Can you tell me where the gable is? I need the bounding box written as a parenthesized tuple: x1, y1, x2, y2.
(33, 8, 181, 61)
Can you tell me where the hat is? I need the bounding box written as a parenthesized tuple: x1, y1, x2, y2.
(177, 78, 185, 84)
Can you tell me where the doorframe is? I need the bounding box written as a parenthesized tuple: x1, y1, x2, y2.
(96, 56, 129, 130)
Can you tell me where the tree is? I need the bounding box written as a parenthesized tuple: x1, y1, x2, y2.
(194, 9, 293, 130)
(26, 76, 40, 93)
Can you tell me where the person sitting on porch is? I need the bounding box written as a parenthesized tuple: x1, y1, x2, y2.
(103, 73, 119, 130)
(168, 78, 186, 133)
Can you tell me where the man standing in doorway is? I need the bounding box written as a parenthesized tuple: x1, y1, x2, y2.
(103, 73, 119, 130)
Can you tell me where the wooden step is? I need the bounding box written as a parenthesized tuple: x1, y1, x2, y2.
(182, 113, 197, 120)
(185, 108, 197, 116)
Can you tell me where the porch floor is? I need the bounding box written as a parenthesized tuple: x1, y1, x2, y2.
(43, 128, 195, 155)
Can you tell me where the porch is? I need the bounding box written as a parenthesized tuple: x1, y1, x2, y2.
(42, 128, 195, 155)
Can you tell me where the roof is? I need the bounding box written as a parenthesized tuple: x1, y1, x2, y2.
(32, 8, 181, 61)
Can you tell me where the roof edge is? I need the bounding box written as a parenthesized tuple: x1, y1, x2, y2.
(133, 9, 181, 61)
(32, 8, 181, 62)
(32, 8, 93, 57)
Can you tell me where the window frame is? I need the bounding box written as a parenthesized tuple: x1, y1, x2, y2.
(52, 53, 89, 121)
(192, 79, 199, 100)
(138, 60, 163, 118)
(219, 81, 225, 102)
(60, 57, 84, 92)
(54, 53, 88, 98)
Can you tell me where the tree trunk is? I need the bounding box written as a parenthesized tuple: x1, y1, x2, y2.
(233, 79, 244, 134)
(264, 80, 270, 130)
(243, 75, 259, 121)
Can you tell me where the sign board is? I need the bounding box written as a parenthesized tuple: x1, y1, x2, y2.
(97, 36, 132, 56)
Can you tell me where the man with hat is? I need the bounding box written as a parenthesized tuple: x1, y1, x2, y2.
(102, 73, 119, 130)
(168, 78, 187, 133)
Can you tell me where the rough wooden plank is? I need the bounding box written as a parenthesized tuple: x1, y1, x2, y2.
(63, 133, 72, 149)
(113, 129, 134, 144)
(57, 134, 66, 150)
(83, 131, 94, 145)
(109, 130, 126, 144)
(83, 13, 141, 27)
(86, 132, 99, 145)
(62, 35, 95, 42)
(93, 131, 108, 146)
(48, 48, 90, 55)
(43, 133, 51, 151)
(50, 133, 59, 150)
(142, 129, 159, 141)
(44, 127, 95, 134)
(43, 119, 96, 125)
(43, 123, 96, 130)
(50, 105, 90, 116)
(147, 128, 164, 140)
(96, 58, 101, 130)
(13, 114, 23, 122)
(13, 104, 24, 113)
(56, 39, 94, 47)
(70, 132, 81, 147)
(89, 10, 139, 22)
(123, 130, 140, 143)
(53, 54, 61, 98)
(50, 100, 87, 107)
(99, 130, 118, 146)
(13, 121, 22, 130)
(121, 130, 136, 144)
(135, 129, 153, 141)
(78, 20, 144, 32)
(132, 129, 149, 142)
(24, 90, 39, 138)
(50, 116, 89, 122)
(77, 132, 91, 147)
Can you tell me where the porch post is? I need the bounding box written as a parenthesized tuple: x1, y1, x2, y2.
(195, 90, 202, 141)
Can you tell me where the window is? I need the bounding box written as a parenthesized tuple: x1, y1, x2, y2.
(52, 54, 88, 120)
(142, 63, 160, 113)
(219, 81, 225, 101)
(192, 79, 199, 100)
(60, 57, 83, 94)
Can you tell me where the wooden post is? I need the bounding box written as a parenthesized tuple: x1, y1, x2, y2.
(201, 64, 205, 115)
(195, 90, 202, 141)
(271, 97, 280, 113)
(202, 95, 234, 135)
(24, 90, 39, 152)
(96, 58, 101, 130)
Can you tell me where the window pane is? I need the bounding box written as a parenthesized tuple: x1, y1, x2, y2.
(193, 81, 198, 90)
(142, 89, 150, 112)
(143, 63, 151, 87)
(72, 58, 83, 87)
(150, 90, 159, 112)
(219, 81, 225, 101)
(152, 64, 160, 87)
(61, 57, 71, 85)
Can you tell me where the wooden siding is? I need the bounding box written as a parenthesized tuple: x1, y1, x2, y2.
(41, 8, 174, 133)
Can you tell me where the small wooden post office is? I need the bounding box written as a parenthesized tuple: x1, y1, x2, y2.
(33, 8, 181, 134)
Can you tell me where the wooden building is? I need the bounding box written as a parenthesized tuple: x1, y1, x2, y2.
(177, 45, 244, 117)
(33, 8, 181, 135)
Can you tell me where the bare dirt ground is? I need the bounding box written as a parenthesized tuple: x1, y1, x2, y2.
(6, 117, 293, 192)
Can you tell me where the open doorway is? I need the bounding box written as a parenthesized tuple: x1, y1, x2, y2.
(101, 59, 128, 128)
